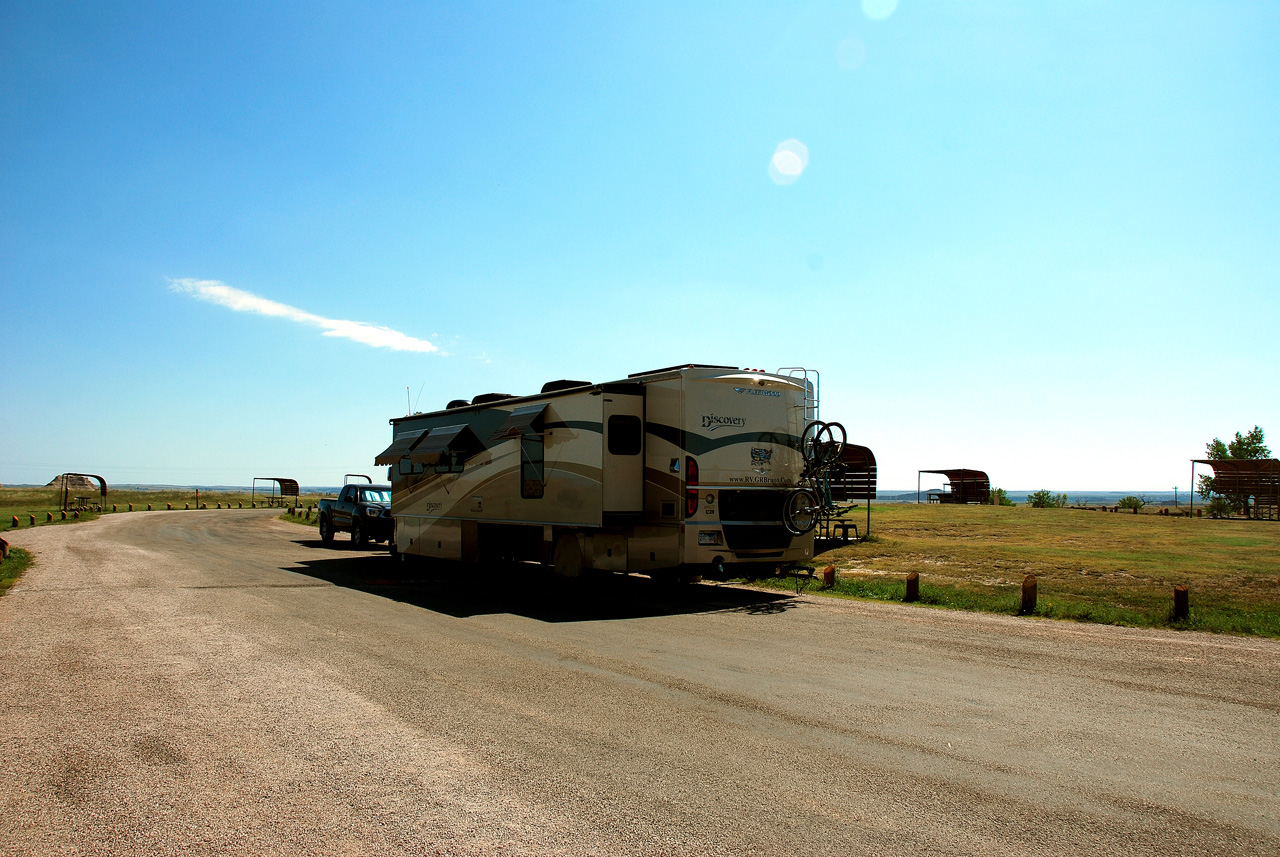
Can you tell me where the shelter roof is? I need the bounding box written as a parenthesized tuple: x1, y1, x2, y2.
(919, 468, 988, 482)
(255, 477, 298, 496)
(1191, 459, 1280, 473)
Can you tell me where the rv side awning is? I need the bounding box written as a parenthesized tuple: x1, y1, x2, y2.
(408, 424, 483, 465)
(374, 430, 428, 466)
(487, 404, 548, 443)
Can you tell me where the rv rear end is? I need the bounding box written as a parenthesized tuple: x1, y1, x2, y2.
(642, 367, 816, 575)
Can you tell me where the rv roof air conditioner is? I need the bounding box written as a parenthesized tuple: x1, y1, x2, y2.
(541, 379, 592, 393)
(472, 393, 516, 405)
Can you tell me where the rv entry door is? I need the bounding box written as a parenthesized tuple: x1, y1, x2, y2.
(601, 387, 644, 519)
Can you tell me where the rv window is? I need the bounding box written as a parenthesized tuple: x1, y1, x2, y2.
(398, 458, 425, 476)
(521, 434, 545, 498)
(607, 415, 642, 456)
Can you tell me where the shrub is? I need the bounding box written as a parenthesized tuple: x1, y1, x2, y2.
(1207, 496, 1234, 518)
(1118, 495, 1145, 511)
(1027, 489, 1068, 508)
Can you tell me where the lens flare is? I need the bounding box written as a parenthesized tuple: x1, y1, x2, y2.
(768, 138, 809, 185)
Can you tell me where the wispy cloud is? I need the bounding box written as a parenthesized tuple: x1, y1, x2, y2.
(169, 278, 438, 353)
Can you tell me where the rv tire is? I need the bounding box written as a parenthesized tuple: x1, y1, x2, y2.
(552, 533, 584, 578)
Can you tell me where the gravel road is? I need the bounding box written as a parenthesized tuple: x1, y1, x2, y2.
(2, 510, 1277, 856)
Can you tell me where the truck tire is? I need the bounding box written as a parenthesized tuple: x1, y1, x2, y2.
(350, 518, 365, 549)
(319, 515, 334, 544)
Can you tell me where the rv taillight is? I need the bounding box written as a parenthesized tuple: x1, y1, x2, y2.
(685, 457, 699, 518)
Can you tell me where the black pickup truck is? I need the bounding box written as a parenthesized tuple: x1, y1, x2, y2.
(317, 483, 393, 548)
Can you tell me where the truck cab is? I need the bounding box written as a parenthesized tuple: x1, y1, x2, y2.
(318, 483, 393, 547)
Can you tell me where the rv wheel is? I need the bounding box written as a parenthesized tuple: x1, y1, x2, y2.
(553, 534, 584, 578)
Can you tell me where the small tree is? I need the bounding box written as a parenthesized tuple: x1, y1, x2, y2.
(1118, 495, 1145, 511)
(1198, 426, 1270, 517)
(988, 487, 1014, 507)
(1027, 490, 1068, 508)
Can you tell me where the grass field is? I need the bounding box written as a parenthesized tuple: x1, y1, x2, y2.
(749, 503, 1280, 637)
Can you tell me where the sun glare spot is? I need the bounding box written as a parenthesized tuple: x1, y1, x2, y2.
(862, 0, 898, 22)
(768, 139, 809, 185)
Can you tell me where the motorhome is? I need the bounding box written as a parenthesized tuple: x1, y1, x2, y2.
(378, 364, 842, 579)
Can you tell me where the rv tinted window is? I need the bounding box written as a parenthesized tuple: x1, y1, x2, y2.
(521, 435, 545, 498)
(607, 415, 642, 456)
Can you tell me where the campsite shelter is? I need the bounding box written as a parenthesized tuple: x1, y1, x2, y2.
(1190, 459, 1279, 519)
(916, 469, 990, 504)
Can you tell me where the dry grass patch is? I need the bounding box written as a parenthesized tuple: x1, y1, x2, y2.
(758, 503, 1280, 636)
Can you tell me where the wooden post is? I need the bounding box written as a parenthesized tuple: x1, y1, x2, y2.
(128, 504, 133, 512)
(61, 511, 67, 520)
(1172, 585, 1189, 621)
(11, 515, 18, 528)
(822, 565, 835, 587)
(904, 571, 920, 602)
(147, 504, 152, 511)
(47, 512, 54, 522)
(112, 504, 117, 512)
(1020, 574, 1037, 614)
(168, 503, 173, 510)
(0, 536, 8, 560)
(29, 515, 36, 526)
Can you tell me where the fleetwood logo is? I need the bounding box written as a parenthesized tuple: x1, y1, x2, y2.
(702, 414, 746, 432)
(734, 387, 781, 398)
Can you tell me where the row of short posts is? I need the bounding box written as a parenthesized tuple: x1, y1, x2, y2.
(7, 500, 317, 528)
(898, 570, 1190, 621)
(5, 499, 270, 528)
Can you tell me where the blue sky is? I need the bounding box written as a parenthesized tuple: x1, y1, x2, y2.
(3, 1, 1277, 492)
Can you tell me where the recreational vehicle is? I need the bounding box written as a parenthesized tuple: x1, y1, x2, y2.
(378, 364, 843, 579)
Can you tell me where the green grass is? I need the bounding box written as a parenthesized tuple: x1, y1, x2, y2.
(746, 503, 1280, 637)
(0, 547, 33, 595)
(279, 508, 320, 528)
